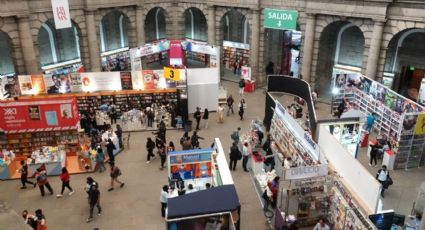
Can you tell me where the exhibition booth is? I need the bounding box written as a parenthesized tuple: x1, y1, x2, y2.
(331, 72, 425, 169)
(166, 138, 240, 230)
(101, 48, 131, 71)
(222, 40, 249, 71)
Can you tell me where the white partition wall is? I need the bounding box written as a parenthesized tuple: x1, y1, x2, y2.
(187, 67, 220, 113)
(318, 126, 381, 213)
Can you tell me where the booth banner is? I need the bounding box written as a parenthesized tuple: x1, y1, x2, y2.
(164, 67, 180, 81)
(169, 152, 212, 164)
(0, 98, 79, 132)
(184, 41, 218, 56)
(415, 113, 425, 135)
(51, 0, 72, 29)
(18, 75, 33, 95)
(142, 70, 165, 90)
(131, 71, 144, 90)
(120, 72, 133, 90)
(223, 40, 250, 50)
(0, 75, 20, 99)
(31, 75, 46, 95)
(169, 40, 183, 66)
(284, 164, 328, 180)
(132, 39, 170, 58)
(241, 66, 251, 81)
(129, 49, 142, 71)
(69, 72, 82, 92)
(44, 74, 71, 94)
(210, 55, 218, 68)
(80, 72, 122, 92)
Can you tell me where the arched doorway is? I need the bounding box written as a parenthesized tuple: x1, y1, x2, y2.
(145, 7, 167, 42)
(37, 19, 81, 70)
(184, 7, 207, 41)
(0, 31, 15, 75)
(221, 10, 250, 79)
(383, 29, 425, 102)
(315, 21, 365, 97)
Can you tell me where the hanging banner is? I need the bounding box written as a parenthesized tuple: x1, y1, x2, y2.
(169, 40, 184, 66)
(80, 72, 122, 92)
(51, 0, 72, 29)
(131, 40, 170, 58)
(120, 72, 133, 90)
(164, 67, 180, 81)
(241, 66, 251, 81)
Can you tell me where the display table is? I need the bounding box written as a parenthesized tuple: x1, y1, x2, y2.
(251, 152, 265, 176)
(244, 80, 256, 93)
(383, 150, 395, 170)
(0, 165, 10, 180)
(28, 151, 66, 176)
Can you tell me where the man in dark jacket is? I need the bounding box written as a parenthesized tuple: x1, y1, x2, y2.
(194, 107, 202, 130)
(106, 139, 116, 163)
(229, 142, 241, 171)
(86, 184, 101, 222)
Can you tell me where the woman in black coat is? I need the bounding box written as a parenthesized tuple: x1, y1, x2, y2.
(106, 139, 116, 163)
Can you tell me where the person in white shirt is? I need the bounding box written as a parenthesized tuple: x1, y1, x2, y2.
(160, 185, 169, 218)
(313, 218, 330, 230)
(376, 165, 390, 197)
(242, 142, 250, 172)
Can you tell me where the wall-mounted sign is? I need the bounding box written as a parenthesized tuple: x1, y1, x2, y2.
(263, 8, 298, 30)
(284, 164, 328, 180)
(241, 66, 251, 81)
(169, 152, 211, 164)
(164, 67, 180, 81)
(80, 72, 122, 92)
(51, 0, 72, 29)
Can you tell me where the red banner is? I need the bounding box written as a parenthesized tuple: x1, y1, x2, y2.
(0, 97, 79, 133)
(169, 40, 184, 66)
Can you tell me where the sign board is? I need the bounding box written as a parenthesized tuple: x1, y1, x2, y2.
(241, 66, 251, 81)
(164, 67, 180, 81)
(131, 40, 170, 58)
(169, 152, 212, 164)
(80, 72, 122, 92)
(284, 164, 328, 180)
(263, 8, 298, 31)
(223, 40, 250, 50)
(51, 0, 72, 29)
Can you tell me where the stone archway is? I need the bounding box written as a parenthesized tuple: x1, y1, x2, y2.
(0, 30, 16, 75)
(221, 9, 249, 44)
(184, 7, 207, 41)
(145, 7, 167, 42)
(315, 20, 365, 96)
(37, 18, 81, 68)
(99, 10, 130, 52)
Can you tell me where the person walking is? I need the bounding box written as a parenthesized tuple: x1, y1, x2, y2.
(313, 218, 330, 230)
(35, 209, 47, 230)
(238, 99, 247, 120)
(226, 95, 234, 116)
(158, 142, 167, 170)
(18, 160, 35, 189)
(336, 98, 346, 118)
(242, 142, 250, 172)
(146, 137, 156, 164)
(34, 168, 53, 197)
(218, 104, 225, 123)
(106, 138, 116, 163)
(108, 103, 117, 124)
(147, 108, 154, 128)
(86, 184, 102, 223)
(191, 131, 204, 149)
(238, 78, 245, 96)
(115, 124, 123, 148)
(56, 167, 74, 198)
(229, 142, 241, 171)
(365, 113, 376, 132)
(95, 146, 106, 172)
(194, 107, 202, 130)
(160, 185, 169, 218)
(179, 132, 189, 147)
(369, 142, 380, 167)
(22, 210, 37, 229)
(182, 136, 192, 150)
(230, 127, 241, 144)
(203, 108, 209, 129)
(108, 163, 125, 191)
(376, 165, 391, 197)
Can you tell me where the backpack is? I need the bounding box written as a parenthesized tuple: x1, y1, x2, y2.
(231, 131, 238, 141)
(239, 80, 245, 88)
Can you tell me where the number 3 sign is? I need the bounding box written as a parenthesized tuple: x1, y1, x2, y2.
(164, 67, 180, 81)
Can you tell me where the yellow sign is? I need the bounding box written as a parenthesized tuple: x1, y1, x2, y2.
(415, 113, 425, 135)
(164, 67, 180, 81)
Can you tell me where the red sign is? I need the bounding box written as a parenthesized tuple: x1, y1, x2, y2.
(0, 97, 79, 133)
(169, 40, 184, 66)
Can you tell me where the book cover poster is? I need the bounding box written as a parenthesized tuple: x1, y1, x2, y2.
(120, 72, 133, 90)
(45, 111, 59, 126)
(60, 104, 72, 119)
(18, 75, 33, 95)
(45, 74, 71, 94)
(131, 71, 144, 90)
(28, 106, 40, 120)
(69, 72, 82, 92)
(31, 75, 46, 94)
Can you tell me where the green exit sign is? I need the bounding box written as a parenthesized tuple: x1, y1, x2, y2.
(263, 8, 298, 30)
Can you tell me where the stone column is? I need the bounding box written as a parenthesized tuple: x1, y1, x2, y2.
(17, 16, 39, 74)
(301, 14, 316, 83)
(365, 21, 385, 80)
(85, 10, 101, 71)
(207, 6, 216, 45)
(135, 6, 145, 46)
(250, 10, 261, 82)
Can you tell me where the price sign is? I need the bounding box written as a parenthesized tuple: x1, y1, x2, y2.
(164, 67, 180, 81)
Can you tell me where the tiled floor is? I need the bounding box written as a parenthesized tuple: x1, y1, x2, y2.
(0, 80, 423, 230)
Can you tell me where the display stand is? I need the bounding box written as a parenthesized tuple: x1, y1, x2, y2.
(331, 72, 425, 169)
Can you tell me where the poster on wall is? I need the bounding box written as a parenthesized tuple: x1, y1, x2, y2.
(28, 106, 40, 120)
(44, 74, 71, 94)
(418, 80, 425, 106)
(131, 71, 144, 90)
(31, 75, 46, 94)
(80, 72, 122, 92)
(120, 72, 133, 90)
(60, 104, 72, 119)
(0, 76, 20, 99)
(333, 73, 346, 90)
(414, 113, 425, 135)
(402, 114, 418, 135)
(142, 70, 160, 90)
(376, 85, 387, 104)
(45, 111, 59, 126)
(18, 75, 33, 95)
(69, 72, 82, 92)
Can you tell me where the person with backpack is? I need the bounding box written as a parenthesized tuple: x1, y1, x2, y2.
(108, 163, 125, 192)
(191, 131, 204, 149)
(86, 183, 102, 223)
(194, 107, 202, 130)
(35, 209, 47, 230)
(376, 165, 392, 197)
(106, 138, 116, 163)
(238, 78, 245, 96)
(146, 137, 156, 164)
(229, 142, 242, 171)
(231, 127, 241, 144)
(33, 167, 53, 197)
